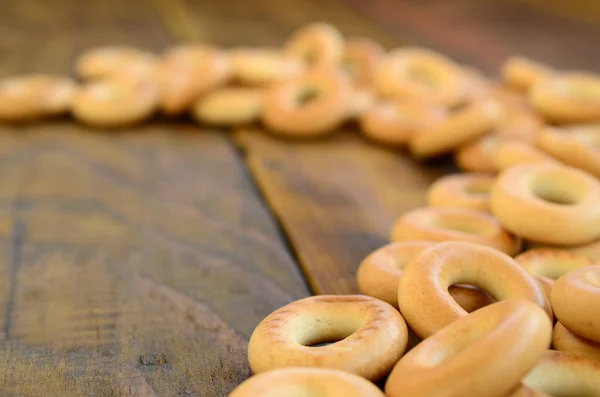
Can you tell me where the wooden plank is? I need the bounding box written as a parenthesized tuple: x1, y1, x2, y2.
(0, 0, 308, 395)
(342, 0, 600, 73)
(234, 129, 443, 294)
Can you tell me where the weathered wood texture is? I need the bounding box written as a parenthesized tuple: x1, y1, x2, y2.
(0, 0, 308, 395)
(343, 0, 600, 73)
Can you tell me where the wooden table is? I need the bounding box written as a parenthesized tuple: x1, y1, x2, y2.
(0, 0, 598, 395)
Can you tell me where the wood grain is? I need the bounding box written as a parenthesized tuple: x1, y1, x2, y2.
(234, 129, 443, 294)
(0, 0, 308, 395)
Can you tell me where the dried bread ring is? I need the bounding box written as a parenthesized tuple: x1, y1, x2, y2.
(502, 56, 553, 93)
(397, 241, 550, 338)
(262, 69, 351, 137)
(523, 351, 600, 395)
(342, 37, 384, 87)
(357, 240, 494, 312)
(553, 321, 600, 361)
(535, 124, 600, 178)
(490, 163, 600, 245)
(230, 47, 303, 86)
(359, 100, 445, 146)
(385, 300, 552, 397)
(248, 295, 408, 381)
(390, 206, 522, 255)
(192, 87, 262, 126)
(284, 22, 344, 68)
(515, 248, 593, 298)
(75, 46, 158, 81)
(551, 265, 600, 344)
(529, 72, 600, 124)
(72, 78, 159, 127)
(374, 47, 467, 107)
(493, 140, 559, 171)
(426, 173, 494, 212)
(0, 74, 76, 122)
(230, 368, 385, 397)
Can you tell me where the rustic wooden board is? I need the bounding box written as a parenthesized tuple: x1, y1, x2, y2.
(0, 0, 308, 395)
(234, 129, 443, 294)
(343, 0, 600, 73)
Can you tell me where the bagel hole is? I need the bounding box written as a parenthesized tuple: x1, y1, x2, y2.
(531, 171, 586, 205)
(449, 284, 496, 313)
(295, 86, 321, 106)
(296, 317, 362, 347)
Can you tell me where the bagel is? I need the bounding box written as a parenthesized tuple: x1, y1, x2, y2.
(515, 248, 593, 298)
(74, 45, 158, 81)
(230, 47, 303, 86)
(385, 300, 552, 397)
(390, 206, 522, 255)
(535, 124, 600, 178)
(159, 45, 231, 115)
(553, 321, 600, 361)
(262, 69, 351, 137)
(374, 47, 467, 107)
(229, 368, 384, 397)
(490, 163, 600, 245)
(0, 74, 76, 122)
(493, 140, 559, 171)
(284, 22, 344, 67)
(551, 265, 600, 344)
(248, 295, 408, 381)
(359, 99, 446, 146)
(397, 241, 550, 338)
(426, 173, 494, 212)
(454, 134, 499, 173)
(409, 98, 504, 158)
(501, 56, 553, 93)
(192, 87, 262, 126)
(72, 78, 159, 127)
(523, 350, 600, 396)
(356, 240, 494, 312)
(342, 37, 384, 87)
(529, 72, 600, 124)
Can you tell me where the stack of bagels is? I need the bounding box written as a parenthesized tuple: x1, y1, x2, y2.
(0, 22, 599, 397)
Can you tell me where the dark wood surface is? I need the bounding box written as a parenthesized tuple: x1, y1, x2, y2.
(0, 0, 597, 395)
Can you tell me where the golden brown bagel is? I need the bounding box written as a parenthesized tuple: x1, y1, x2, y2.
(284, 22, 344, 68)
(192, 87, 263, 126)
(426, 173, 494, 212)
(397, 241, 550, 339)
(553, 321, 600, 361)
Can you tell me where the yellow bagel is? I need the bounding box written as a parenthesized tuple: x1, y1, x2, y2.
(342, 37, 384, 88)
(409, 98, 504, 158)
(515, 248, 593, 298)
(359, 100, 446, 146)
(386, 300, 552, 397)
(493, 140, 559, 171)
(454, 134, 499, 173)
(529, 72, 600, 124)
(74, 45, 158, 81)
(552, 265, 600, 344)
(426, 173, 494, 212)
(0, 74, 76, 122)
(553, 321, 600, 361)
(284, 22, 344, 68)
(230, 47, 303, 86)
(528, 238, 600, 262)
(248, 295, 408, 381)
(72, 78, 159, 127)
(192, 87, 263, 126)
(523, 351, 600, 395)
(159, 45, 231, 116)
(262, 69, 351, 137)
(229, 368, 384, 397)
(356, 240, 493, 311)
(374, 47, 467, 107)
(397, 241, 549, 338)
(490, 163, 600, 245)
(535, 124, 600, 178)
(501, 56, 553, 93)
(390, 206, 522, 255)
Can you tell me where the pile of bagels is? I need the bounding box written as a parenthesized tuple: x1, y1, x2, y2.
(1, 21, 599, 397)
